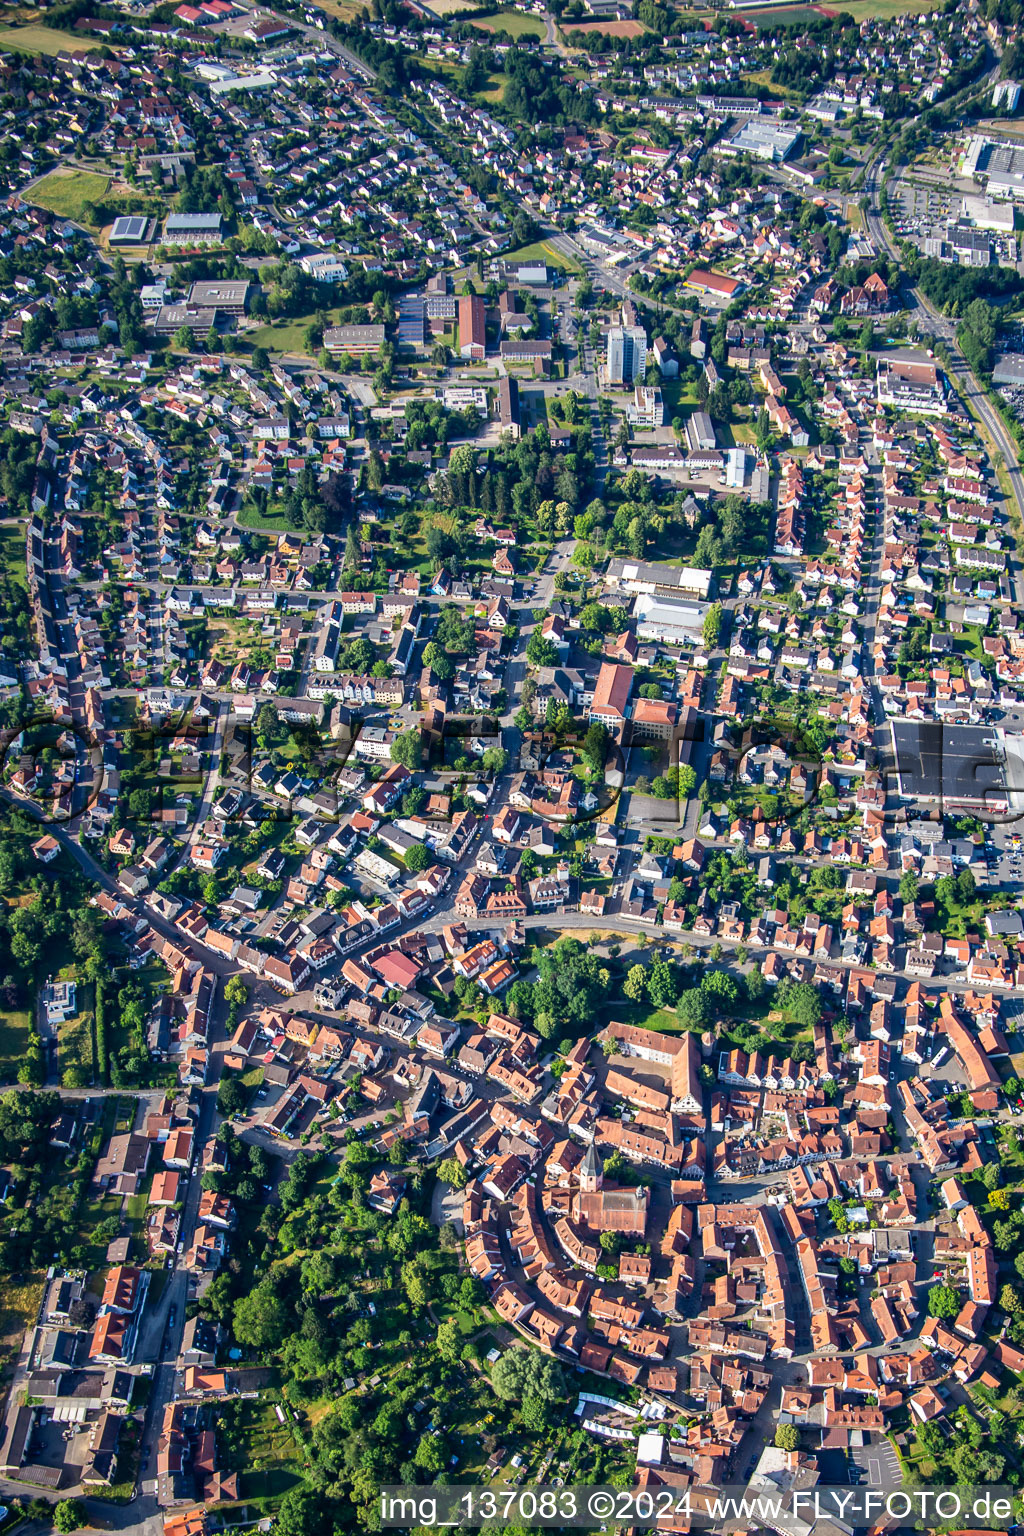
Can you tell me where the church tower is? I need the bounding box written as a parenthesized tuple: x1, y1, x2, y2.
(580, 1142, 603, 1194)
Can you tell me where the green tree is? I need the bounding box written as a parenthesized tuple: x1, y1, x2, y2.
(677, 989, 712, 1031)
(623, 964, 647, 1003)
(774, 1424, 800, 1451)
(927, 1283, 962, 1320)
(405, 842, 431, 874)
(702, 602, 723, 649)
(224, 974, 248, 1009)
(437, 1157, 468, 1189)
(53, 1502, 86, 1534)
(233, 1279, 289, 1353)
(390, 728, 423, 770)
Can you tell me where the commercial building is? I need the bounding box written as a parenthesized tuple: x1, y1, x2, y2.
(324, 324, 386, 357)
(458, 294, 486, 359)
(606, 325, 648, 385)
(684, 269, 742, 303)
(993, 353, 1024, 386)
(187, 280, 249, 316)
(890, 721, 1008, 813)
(962, 195, 1016, 232)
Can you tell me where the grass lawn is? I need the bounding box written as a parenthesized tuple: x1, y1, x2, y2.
(0, 1010, 32, 1084)
(236, 502, 294, 532)
(741, 67, 798, 101)
(598, 1000, 691, 1036)
(0, 23, 102, 53)
(471, 9, 545, 37)
(27, 169, 109, 224)
(244, 319, 317, 357)
(476, 70, 509, 102)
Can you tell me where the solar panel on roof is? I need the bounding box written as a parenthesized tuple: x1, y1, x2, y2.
(110, 216, 147, 241)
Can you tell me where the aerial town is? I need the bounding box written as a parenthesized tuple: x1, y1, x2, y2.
(2, 0, 1024, 1531)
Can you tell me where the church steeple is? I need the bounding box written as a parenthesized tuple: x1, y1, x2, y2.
(580, 1141, 603, 1193)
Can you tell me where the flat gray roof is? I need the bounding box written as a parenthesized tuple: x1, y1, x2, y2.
(890, 720, 1005, 808)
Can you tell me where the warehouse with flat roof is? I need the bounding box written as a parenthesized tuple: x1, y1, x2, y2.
(723, 119, 801, 163)
(890, 721, 1007, 812)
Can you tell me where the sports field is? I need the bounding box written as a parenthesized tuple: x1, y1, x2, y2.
(0, 23, 101, 54)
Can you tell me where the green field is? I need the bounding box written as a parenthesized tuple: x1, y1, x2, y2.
(0, 1010, 32, 1083)
(27, 169, 110, 225)
(471, 9, 546, 37)
(0, 24, 102, 54)
(236, 502, 294, 532)
(503, 238, 582, 275)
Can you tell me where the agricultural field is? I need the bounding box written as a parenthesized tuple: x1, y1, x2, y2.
(0, 23, 101, 54)
(734, 5, 827, 26)
(26, 168, 110, 224)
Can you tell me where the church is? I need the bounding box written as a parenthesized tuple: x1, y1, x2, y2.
(572, 1143, 649, 1238)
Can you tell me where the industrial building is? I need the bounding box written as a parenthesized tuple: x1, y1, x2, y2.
(722, 119, 801, 163)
